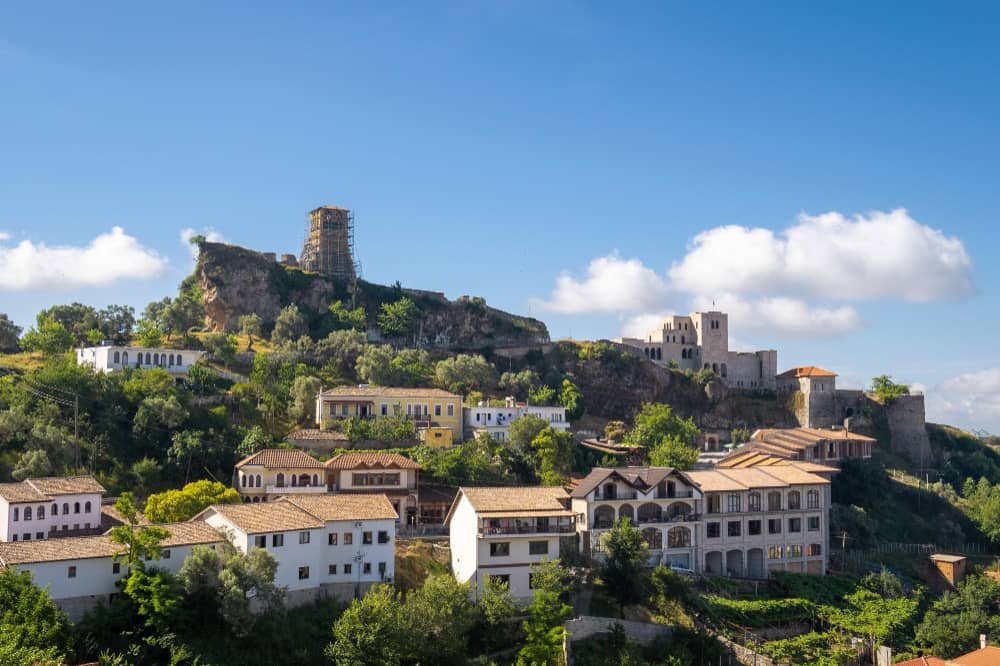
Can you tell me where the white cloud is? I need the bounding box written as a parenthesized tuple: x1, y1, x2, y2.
(689, 293, 863, 337)
(669, 209, 973, 302)
(0, 227, 166, 290)
(926, 369, 1000, 434)
(533, 252, 673, 314)
(0, 232, 9, 241)
(180, 227, 226, 259)
(620, 311, 676, 339)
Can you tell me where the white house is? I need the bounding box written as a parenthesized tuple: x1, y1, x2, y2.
(464, 397, 570, 442)
(0, 522, 224, 620)
(196, 493, 397, 604)
(76, 345, 205, 376)
(445, 486, 575, 600)
(571, 467, 704, 571)
(0, 476, 106, 542)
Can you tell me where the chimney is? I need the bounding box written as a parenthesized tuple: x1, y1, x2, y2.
(981, 634, 987, 649)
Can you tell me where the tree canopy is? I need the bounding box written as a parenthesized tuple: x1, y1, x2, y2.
(144, 479, 241, 523)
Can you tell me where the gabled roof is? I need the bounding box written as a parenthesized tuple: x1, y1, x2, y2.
(198, 502, 324, 534)
(0, 476, 105, 503)
(236, 448, 325, 469)
(319, 386, 459, 399)
(949, 646, 1000, 666)
(570, 467, 697, 499)
(684, 466, 830, 492)
(278, 494, 398, 521)
(776, 366, 837, 379)
(445, 486, 570, 525)
(750, 428, 876, 459)
(324, 452, 420, 470)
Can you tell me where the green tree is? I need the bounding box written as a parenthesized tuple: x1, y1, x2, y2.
(109, 492, 170, 569)
(130, 457, 162, 495)
(12, 449, 52, 480)
(377, 297, 419, 344)
(915, 574, 1000, 658)
(316, 329, 367, 380)
(516, 588, 572, 666)
(134, 317, 164, 347)
(531, 427, 574, 486)
(289, 375, 323, 422)
(329, 300, 367, 332)
(356, 344, 395, 385)
(389, 348, 433, 387)
(239, 313, 263, 351)
(37, 302, 100, 343)
(509, 414, 550, 455)
(826, 587, 920, 651)
(601, 517, 648, 618)
(499, 369, 541, 400)
(402, 574, 477, 665)
(236, 424, 272, 458)
(527, 558, 570, 597)
(480, 572, 516, 627)
(625, 403, 699, 450)
(167, 429, 208, 483)
(0, 567, 71, 663)
(144, 479, 241, 522)
(435, 353, 497, 395)
(98, 304, 136, 343)
(648, 436, 699, 470)
(272, 304, 309, 344)
(870, 375, 909, 404)
(202, 332, 237, 366)
(20, 315, 74, 354)
(0, 313, 22, 351)
(327, 584, 406, 666)
(122, 566, 185, 632)
(528, 384, 557, 406)
(558, 378, 583, 419)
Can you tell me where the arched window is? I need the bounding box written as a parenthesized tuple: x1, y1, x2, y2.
(12, 507, 18, 521)
(153, 353, 159, 365)
(619, 504, 634, 523)
(721, 363, 727, 378)
(240, 474, 246, 487)
(667, 502, 691, 519)
(276, 473, 285, 488)
(122, 351, 128, 365)
(712, 363, 718, 373)
(291, 474, 298, 487)
(85, 501, 92, 513)
(594, 505, 615, 529)
(113, 351, 120, 363)
(767, 492, 782, 511)
(145, 353, 151, 365)
(176, 354, 183, 366)
(37, 506, 45, 519)
(24, 507, 32, 520)
(681, 349, 687, 359)
(74, 502, 80, 514)
(788, 491, 801, 510)
(642, 527, 663, 550)
(667, 481, 676, 498)
(312, 474, 319, 486)
(255, 475, 262, 488)
(656, 348, 662, 360)
(51, 503, 58, 516)
(637, 503, 662, 524)
(667, 526, 691, 548)
(62, 502, 69, 515)
(748, 492, 761, 512)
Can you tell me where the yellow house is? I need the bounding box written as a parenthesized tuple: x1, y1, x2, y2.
(235, 448, 328, 502)
(315, 386, 464, 442)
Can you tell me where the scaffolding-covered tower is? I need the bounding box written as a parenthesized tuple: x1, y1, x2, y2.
(299, 205, 357, 280)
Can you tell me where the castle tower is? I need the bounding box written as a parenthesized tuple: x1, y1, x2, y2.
(300, 205, 357, 279)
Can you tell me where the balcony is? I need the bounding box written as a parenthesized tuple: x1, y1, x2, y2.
(479, 519, 575, 537)
(265, 484, 328, 495)
(593, 490, 639, 501)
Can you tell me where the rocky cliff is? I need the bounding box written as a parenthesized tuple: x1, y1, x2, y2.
(196, 242, 549, 349)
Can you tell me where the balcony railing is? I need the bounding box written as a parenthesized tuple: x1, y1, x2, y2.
(480, 523, 575, 536)
(593, 490, 695, 501)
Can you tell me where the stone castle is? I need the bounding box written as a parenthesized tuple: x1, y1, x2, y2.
(617, 311, 778, 390)
(299, 205, 357, 279)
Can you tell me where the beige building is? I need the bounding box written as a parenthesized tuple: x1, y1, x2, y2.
(617, 311, 778, 390)
(316, 386, 464, 442)
(325, 452, 422, 526)
(740, 427, 876, 464)
(235, 449, 328, 502)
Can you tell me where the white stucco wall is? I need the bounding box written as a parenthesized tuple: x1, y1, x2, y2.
(448, 495, 479, 585)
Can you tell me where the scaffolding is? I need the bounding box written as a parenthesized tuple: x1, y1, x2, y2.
(300, 205, 358, 280)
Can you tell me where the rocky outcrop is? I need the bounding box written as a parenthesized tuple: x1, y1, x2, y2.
(196, 241, 549, 349)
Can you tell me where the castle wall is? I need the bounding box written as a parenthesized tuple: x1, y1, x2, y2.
(882, 395, 932, 463)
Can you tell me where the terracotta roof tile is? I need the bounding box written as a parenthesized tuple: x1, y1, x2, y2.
(0, 476, 105, 503)
(325, 452, 420, 470)
(278, 494, 398, 521)
(950, 646, 1000, 666)
(201, 502, 324, 534)
(457, 486, 569, 513)
(570, 467, 698, 499)
(158, 522, 226, 547)
(0, 482, 48, 502)
(319, 386, 459, 399)
(236, 448, 325, 469)
(895, 658, 946, 666)
(776, 366, 837, 379)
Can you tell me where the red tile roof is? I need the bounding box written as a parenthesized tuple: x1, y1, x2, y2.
(776, 366, 837, 379)
(950, 646, 1000, 666)
(324, 452, 420, 470)
(895, 657, 946, 666)
(236, 448, 325, 469)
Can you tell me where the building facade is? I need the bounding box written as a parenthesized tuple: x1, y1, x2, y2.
(316, 386, 463, 442)
(0, 476, 106, 542)
(197, 494, 396, 604)
(741, 427, 876, 464)
(235, 448, 328, 502)
(616, 311, 777, 390)
(325, 452, 421, 526)
(445, 486, 575, 600)
(76, 346, 205, 376)
(464, 398, 570, 442)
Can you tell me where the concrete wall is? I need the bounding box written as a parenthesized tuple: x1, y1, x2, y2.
(3, 493, 103, 542)
(449, 495, 479, 584)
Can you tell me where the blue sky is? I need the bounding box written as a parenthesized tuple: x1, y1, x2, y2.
(2, 2, 999, 431)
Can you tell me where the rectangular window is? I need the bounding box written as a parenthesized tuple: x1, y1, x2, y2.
(328, 533, 338, 545)
(490, 542, 511, 557)
(363, 562, 371, 574)
(727, 521, 741, 537)
(254, 535, 267, 548)
(162, 549, 171, 559)
(329, 565, 337, 575)
(706, 522, 720, 539)
(768, 519, 782, 535)
(68, 566, 77, 578)
(492, 574, 511, 587)
(529, 540, 549, 555)
(299, 531, 311, 544)
(787, 544, 803, 558)
(273, 534, 284, 548)
(707, 494, 721, 514)
(808, 516, 821, 531)
(344, 564, 352, 575)
(377, 530, 390, 544)
(807, 491, 820, 509)
(788, 493, 801, 510)
(344, 533, 353, 545)
(435, 404, 442, 417)
(378, 562, 387, 576)
(768, 545, 783, 560)
(341, 404, 349, 416)
(726, 494, 741, 512)
(808, 543, 822, 556)
(362, 531, 372, 545)
(24, 533, 31, 541)
(381, 403, 388, 416)
(36, 532, 44, 540)
(447, 404, 455, 417)
(113, 562, 121, 574)
(298, 566, 310, 580)
(788, 518, 802, 533)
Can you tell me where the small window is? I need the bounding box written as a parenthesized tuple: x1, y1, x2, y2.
(298, 566, 310, 580)
(344, 564, 352, 575)
(528, 540, 549, 555)
(68, 566, 77, 578)
(62, 503, 69, 515)
(726, 494, 741, 512)
(11, 534, 16, 542)
(788, 491, 801, 510)
(24, 507, 32, 521)
(727, 521, 741, 537)
(12, 508, 17, 522)
(768, 545, 783, 560)
(808, 516, 821, 531)
(377, 530, 390, 544)
(435, 404, 442, 417)
(787, 544, 803, 558)
(748, 492, 761, 512)
(74, 502, 81, 514)
(162, 549, 171, 559)
(328, 564, 337, 575)
(37, 506, 45, 520)
(113, 562, 121, 574)
(768, 519, 782, 534)
(490, 542, 511, 557)
(447, 404, 455, 417)
(706, 522, 720, 538)
(51, 503, 58, 516)
(23, 533, 30, 541)
(344, 533, 353, 545)
(362, 531, 372, 545)
(273, 534, 284, 547)
(299, 531, 310, 544)
(378, 562, 387, 577)
(328, 533, 338, 545)
(35, 532, 43, 540)
(363, 562, 371, 575)
(788, 518, 802, 533)
(807, 490, 820, 509)
(381, 403, 388, 416)
(808, 543, 822, 556)
(254, 535, 267, 548)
